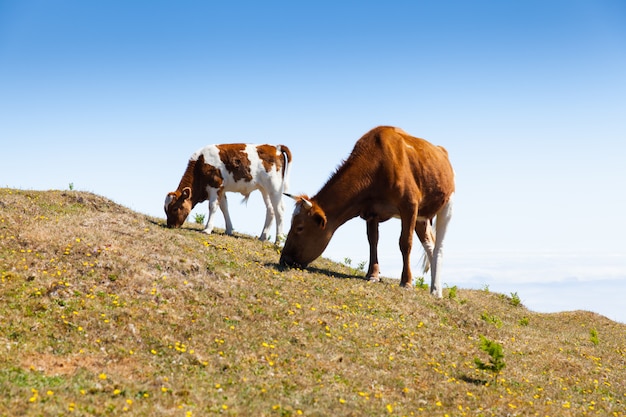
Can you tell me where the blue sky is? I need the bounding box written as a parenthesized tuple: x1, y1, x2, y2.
(1, 1, 625, 322)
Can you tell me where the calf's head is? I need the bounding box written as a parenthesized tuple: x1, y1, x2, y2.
(280, 195, 332, 268)
(164, 187, 193, 228)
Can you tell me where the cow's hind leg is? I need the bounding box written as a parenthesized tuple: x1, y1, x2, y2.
(258, 190, 274, 242)
(366, 218, 381, 282)
(219, 192, 234, 235)
(269, 189, 286, 244)
(399, 206, 418, 287)
(430, 195, 454, 298)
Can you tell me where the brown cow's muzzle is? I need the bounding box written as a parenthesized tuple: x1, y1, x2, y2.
(279, 253, 306, 269)
(165, 219, 182, 229)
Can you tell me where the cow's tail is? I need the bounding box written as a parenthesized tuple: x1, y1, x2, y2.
(419, 220, 436, 274)
(278, 145, 292, 195)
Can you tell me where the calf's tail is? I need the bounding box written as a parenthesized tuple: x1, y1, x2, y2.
(278, 145, 292, 194)
(419, 221, 436, 273)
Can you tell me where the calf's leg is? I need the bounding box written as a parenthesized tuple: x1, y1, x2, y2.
(204, 189, 220, 234)
(219, 193, 234, 235)
(258, 190, 274, 241)
(270, 191, 286, 244)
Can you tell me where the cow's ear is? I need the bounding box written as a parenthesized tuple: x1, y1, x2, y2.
(181, 187, 192, 200)
(311, 208, 327, 229)
(314, 213, 327, 229)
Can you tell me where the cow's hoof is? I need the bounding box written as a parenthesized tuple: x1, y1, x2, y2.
(368, 276, 381, 283)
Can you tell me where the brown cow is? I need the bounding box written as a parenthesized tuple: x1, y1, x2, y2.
(280, 126, 454, 297)
(165, 144, 292, 243)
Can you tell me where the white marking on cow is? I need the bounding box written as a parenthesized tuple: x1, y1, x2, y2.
(164, 194, 174, 211)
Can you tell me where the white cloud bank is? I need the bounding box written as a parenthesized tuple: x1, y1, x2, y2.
(379, 251, 626, 324)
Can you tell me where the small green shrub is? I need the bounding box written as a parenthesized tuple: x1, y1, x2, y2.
(474, 335, 506, 386)
(519, 317, 530, 326)
(194, 213, 206, 224)
(343, 257, 366, 275)
(447, 285, 458, 300)
(445, 285, 466, 304)
(481, 312, 503, 328)
(415, 277, 428, 290)
(509, 292, 521, 307)
(590, 328, 599, 345)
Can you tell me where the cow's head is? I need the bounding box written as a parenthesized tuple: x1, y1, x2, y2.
(164, 187, 193, 228)
(280, 194, 332, 268)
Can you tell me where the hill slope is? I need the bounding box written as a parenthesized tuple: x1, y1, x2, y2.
(1, 188, 624, 416)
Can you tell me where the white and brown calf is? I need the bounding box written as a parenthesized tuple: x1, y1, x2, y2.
(165, 143, 292, 243)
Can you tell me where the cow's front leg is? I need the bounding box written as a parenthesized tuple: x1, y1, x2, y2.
(204, 190, 220, 234)
(366, 218, 381, 282)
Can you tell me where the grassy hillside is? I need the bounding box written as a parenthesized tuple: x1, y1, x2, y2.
(1, 188, 624, 417)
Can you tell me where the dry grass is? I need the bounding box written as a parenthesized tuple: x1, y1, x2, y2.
(1, 188, 625, 416)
